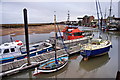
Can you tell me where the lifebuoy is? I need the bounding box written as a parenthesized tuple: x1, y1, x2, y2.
(15, 40, 23, 46)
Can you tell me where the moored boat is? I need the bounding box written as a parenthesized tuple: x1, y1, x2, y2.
(33, 12, 69, 76)
(33, 56, 68, 75)
(0, 40, 53, 63)
(80, 39, 112, 60)
(59, 26, 93, 44)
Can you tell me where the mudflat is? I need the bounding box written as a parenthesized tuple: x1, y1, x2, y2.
(0, 25, 65, 36)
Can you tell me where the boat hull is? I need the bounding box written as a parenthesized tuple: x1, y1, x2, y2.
(80, 45, 112, 58)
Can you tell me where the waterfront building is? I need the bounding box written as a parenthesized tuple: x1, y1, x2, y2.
(81, 15, 94, 27)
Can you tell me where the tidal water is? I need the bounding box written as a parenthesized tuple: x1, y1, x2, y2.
(1, 26, 120, 79)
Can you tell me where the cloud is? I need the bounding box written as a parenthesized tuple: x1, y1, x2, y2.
(1, 0, 120, 2)
(1, 2, 118, 24)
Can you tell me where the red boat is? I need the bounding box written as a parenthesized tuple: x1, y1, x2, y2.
(49, 26, 93, 46)
(62, 26, 84, 40)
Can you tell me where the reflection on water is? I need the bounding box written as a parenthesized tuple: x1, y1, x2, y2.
(80, 53, 110, 72)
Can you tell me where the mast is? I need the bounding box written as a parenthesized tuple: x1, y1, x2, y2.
(54, 11, 58, 64)
(104, 8, 107, 19)
(104, 8, 107, 26)
(95, 0, 100, 29)
(98, 0, 103, 18)
(98, 0, 103, 29)
(109, 0, 112, 23)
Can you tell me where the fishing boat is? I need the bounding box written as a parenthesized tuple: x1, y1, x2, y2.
(33, 12, 68, 75)
(0, 40, 53, 63)
(50, 11, 93, 45)
(61, 26, 93, 43)
(49, 26, 94, 49)
(80, 39, 112, 60)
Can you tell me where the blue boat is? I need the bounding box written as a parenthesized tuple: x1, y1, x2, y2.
(33, 56, 68, 75)
(80, 39, 112, 60)
(33, 13, 69, 76)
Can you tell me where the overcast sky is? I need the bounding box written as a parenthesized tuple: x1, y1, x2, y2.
(0, 0, 119, 24)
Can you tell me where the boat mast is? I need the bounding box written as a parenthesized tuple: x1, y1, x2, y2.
(104, 8, 107, 19)
(104, 8, 107, 26)
(109, 0, 112, 23)
(98, 0, 103, 29)
(98, 0, 103, 18)
(54, 11, 58, 64)
(95, 0, 100, 29)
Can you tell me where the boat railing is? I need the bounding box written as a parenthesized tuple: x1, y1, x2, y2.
(0, 45, 53, 64)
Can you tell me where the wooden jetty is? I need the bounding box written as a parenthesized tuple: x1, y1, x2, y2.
(0, 44, 81, 77)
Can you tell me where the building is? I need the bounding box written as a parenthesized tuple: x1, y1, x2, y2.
(81, 15, 94, 26)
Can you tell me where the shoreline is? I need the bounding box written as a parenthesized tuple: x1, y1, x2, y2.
(0, 25, 65, 36)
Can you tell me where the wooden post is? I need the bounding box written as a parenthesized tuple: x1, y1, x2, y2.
(23, 8, 31, 65)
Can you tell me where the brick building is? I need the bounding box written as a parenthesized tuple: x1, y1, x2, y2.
(82, 15, 94, 26)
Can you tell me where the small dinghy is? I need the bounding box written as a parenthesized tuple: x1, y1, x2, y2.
(80, 39, 112, 60)
(33, 12, 69, 76)
(33, 56, 68, 75)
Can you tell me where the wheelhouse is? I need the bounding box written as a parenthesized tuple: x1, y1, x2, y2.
(62, 26, 84, 40)
(0, 42, 21, 55)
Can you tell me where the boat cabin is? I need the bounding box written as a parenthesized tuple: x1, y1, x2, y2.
(62, 26, 84, 40)
(90, 39, 102, 45)
(0, 41, 23, 55)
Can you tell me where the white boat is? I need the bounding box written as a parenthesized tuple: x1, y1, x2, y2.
(0, 40, 53, 63)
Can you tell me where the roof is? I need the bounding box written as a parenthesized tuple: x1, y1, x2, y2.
(62, 26, 84, 33)
(69, 28, 84, 33)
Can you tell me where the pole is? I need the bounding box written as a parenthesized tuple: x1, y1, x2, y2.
(67, 10, 70, 26)
(100, 17, 103, 29)
(109, 0, 112, 23)
(98, 0, 103, 18)
(23, 8, 31, 65)
(54, 11, 58, 64)
(95, 0, 100, 29)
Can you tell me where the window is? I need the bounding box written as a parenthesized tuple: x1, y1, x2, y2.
(74, 32, 82, 36)
(11, 48, 15, 52)
(3, 49, 9, 53)
(0, 49, 2, 54)
(66, 33, 72, 36)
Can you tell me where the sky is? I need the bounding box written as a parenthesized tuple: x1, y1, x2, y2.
(0, 0, 119, 24)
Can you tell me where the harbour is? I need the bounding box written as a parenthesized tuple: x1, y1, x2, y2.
(0, 1, 120, 79)
(1, 26, 120, 78)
